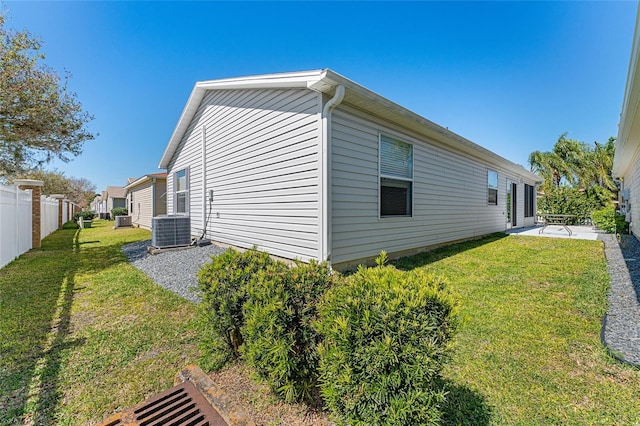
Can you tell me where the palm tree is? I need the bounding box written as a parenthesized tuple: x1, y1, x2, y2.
(583, 137, 616, 192)
(528, 134, 584, 191)
(529, 133, 615, 194)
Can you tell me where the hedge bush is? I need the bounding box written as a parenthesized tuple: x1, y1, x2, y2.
(111, 207, 128, 218)
(242, 259, 335, 403)
(73, 210, 95, 222)
(197, 248, 276, 370)
(592, 205, 628, 234)
(537, 186, 606, 225)
(315, 255, 460, 425)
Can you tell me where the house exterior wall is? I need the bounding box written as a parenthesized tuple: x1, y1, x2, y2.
(154, 179, 167, 217)
(126, 178, 167, 230)
(330, 105, 537, 267)
(620, 148, 640, 238)
(128, 181, 153, 230)
(166, 88, 322, 261)
(113, 198, 126, 209)
(106, 197, 126, 212)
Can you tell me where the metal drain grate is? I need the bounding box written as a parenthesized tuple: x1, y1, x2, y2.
(97, 380, 227, 426)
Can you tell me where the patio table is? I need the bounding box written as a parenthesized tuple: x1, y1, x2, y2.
(539, 214, 576, 236)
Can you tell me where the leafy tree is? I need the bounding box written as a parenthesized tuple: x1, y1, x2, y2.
(529, 133, 589, 191)
(529, 133, 617, 219)
(0, 14, 95, 179)
(582, 137, 616, 192)
(16, 168, 96, 207)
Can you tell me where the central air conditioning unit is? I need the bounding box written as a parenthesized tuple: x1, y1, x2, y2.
(115, 215, 132, 228)
(152, 215, 191, 249)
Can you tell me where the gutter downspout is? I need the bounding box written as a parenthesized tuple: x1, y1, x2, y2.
(320, 85, 345, 262)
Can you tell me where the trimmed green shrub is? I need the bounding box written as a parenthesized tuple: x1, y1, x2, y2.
(316, 255, 460, 425)
(197, 247, 276, 370)
(241, 259, 335, 403)
(111, 207, 128, 218)
(73, 210, 95, 222)
(592, 205, 628, 234)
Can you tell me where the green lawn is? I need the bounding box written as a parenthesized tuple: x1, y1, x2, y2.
(1, 224, 638, 425)
(0, 220, 201, 425)
(394, 234, 640, 425)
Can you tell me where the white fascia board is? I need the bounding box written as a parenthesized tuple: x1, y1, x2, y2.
(318, 70, 541, 182)
(124, 175, 151, 191)
(614, 3, 640, 178)
(158, 70, 327, 169)
(159, 84, 207, 169)
(196, 69, 326, 90)
(158, 67, 540, 183)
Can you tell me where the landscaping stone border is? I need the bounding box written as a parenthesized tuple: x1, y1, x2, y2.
(601, 233, 640, 367)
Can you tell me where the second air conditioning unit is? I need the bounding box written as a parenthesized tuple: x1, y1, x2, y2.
(115, 215, 132, 228)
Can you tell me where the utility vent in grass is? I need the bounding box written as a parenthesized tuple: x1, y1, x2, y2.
(97, 380, 227, 426)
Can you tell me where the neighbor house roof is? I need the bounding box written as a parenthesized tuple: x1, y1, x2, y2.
(106, 186, 126, 199)
(124, 173, 167, 191)
(614, 6, 640, 178)
(159, 69, 540, 182)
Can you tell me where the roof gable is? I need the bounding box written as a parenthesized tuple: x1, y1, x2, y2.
(124, 173, 168, 191)
(106, 186, 126, 199)
(159, 69, 539, 181)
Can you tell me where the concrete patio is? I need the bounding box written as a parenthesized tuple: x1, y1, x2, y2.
(506, 225, 600, 240)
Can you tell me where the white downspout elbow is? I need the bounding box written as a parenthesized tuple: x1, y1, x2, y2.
(321, 85, 345, 262)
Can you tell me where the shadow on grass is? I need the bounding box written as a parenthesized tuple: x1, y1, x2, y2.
(392, 233, 508, 271)
(0, 226, 133, 424)
(439, 379, 491, 425)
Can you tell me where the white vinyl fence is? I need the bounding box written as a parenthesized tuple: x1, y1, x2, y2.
(0, 184, 33, 269)
(0, 184, 67, 269)
(40, 195, 59, 240)
(62, 202, 69, 224)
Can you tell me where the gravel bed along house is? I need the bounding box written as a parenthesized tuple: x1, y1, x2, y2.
(122, 240, 226, 303)
(601, 233, 640, 366)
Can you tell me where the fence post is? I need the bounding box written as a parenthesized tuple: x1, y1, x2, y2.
(51, 194, 65, 229)
(13, 179, 44, 249)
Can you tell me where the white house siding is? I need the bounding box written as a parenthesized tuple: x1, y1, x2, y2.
(622, 149, 640, 238)
(154, 179, 167, 217)
(330, 105, 536, 266)
(128, 181, 153, 230)
(167, 88, 322, 261)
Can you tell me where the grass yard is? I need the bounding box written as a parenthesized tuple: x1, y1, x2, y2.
(394, 234, 640, 425)
(1, 223, 639, 425)
(0, 220, 201, 425)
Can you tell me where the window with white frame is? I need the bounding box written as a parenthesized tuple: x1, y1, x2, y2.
(174, 168, 189, 214)
(488, 170, 498, 205)
(380, 135, 413, 217)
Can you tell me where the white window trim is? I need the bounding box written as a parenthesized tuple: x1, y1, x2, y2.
(378, 133, 414, 219)
(174, 167, 190, 215)
(487, 169, 498, 206)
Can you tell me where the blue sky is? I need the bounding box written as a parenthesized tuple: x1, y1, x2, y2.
(4, 1, 638, 193)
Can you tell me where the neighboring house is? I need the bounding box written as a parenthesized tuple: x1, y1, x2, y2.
(124, 173, 167, 230)
(91, 191, 108, 218)
(105, 186, 127, 213)
(159, 69, 540, 269)
(614, 6, 640, 238)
